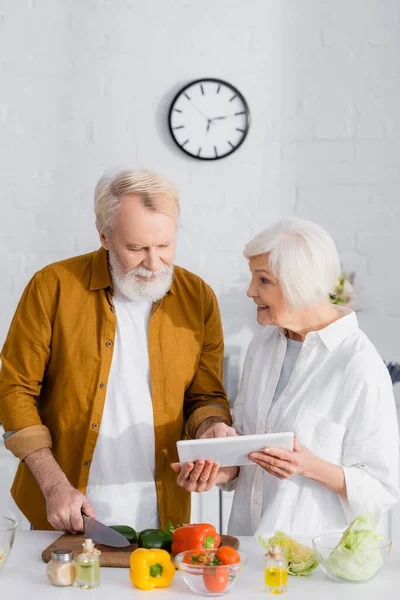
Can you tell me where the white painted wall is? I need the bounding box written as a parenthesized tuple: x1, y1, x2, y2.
(0, 0, 399, 529)
(1, 1, 399, 376)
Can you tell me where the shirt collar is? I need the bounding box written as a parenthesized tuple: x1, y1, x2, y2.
(277, 306, 359, 351)
(315, 306, 359, 351)
(90, 247, 113, 291)
(89, 247, 175, 296)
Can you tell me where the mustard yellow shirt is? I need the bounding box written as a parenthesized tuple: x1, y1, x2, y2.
(0, 248, 231, 529)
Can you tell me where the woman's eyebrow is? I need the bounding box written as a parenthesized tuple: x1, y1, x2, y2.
(254, 269, 273, 276)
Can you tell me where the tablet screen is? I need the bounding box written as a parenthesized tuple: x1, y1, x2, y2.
(177, 432, 294, 467)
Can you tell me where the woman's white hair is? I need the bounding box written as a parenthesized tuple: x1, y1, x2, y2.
(244, 217, 341, 311)
(94, 168, 179, 236)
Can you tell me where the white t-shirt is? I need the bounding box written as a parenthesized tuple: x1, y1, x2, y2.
(86, 288, 159, 530)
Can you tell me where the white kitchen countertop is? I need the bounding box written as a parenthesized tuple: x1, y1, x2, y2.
(0, 531, 399, 599)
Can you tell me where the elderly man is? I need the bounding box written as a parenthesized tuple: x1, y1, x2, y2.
(0, 169, 233, 532)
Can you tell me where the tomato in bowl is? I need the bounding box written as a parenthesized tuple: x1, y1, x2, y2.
(175, 547, 247, 596)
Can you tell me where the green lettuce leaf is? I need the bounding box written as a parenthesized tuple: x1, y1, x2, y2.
(259, 531, 318, 576)
(326, 513, 387, 581)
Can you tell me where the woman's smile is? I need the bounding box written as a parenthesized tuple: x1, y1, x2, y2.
(256, 304, 269, 312)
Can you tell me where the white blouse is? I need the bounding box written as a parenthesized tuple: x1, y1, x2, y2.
(227, 307, 400, 537)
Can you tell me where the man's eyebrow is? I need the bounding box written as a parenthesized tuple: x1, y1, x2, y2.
(126, 241, 172, 248)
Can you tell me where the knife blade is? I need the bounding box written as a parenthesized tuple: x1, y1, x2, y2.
(82, 511, 130, 548)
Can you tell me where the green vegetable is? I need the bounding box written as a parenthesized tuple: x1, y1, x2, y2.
(259, 531, 318, 576)
(110, 525, 137, 544)
(326, 513, 387, 581)
(138, 528, 173, 552)
(165, 521, 175, 535)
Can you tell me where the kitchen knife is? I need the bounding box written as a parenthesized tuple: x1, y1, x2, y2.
(81, 511, 130, 548)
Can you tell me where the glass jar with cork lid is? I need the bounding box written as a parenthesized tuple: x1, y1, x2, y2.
(76, 538, 101, 589)
(264, 543, 288, 594)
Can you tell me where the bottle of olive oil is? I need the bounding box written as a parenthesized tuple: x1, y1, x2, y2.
(264, 544, 288, 594)
(76, 538, 101, 589)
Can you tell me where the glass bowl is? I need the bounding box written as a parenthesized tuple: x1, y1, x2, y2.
(312, 533, 392, 583)
(0, 518, 17, 574)
(175, 549, 247, 596)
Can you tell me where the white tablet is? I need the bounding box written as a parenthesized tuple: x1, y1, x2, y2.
(176, 432, 294, 468)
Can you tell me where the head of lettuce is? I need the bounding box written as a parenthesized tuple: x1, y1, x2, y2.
(259, 531, 318, 576)
(326, 513, 390, 581)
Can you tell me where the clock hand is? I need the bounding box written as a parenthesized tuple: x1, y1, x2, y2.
(190, 101, 211, 121)
(210, 113, 244, 120)
(206, 118, 217, 133)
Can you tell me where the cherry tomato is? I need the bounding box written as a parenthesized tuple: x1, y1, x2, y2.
(215, 546, 240, 565)
(183, 551, 196, 565)
(183, 549, 214, 565)
(203, 567, 229, 593)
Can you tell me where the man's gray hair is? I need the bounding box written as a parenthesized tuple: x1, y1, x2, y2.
(244, 217, 341, 311)
(94, 168, 180, 236)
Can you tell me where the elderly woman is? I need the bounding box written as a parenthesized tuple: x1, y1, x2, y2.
(172, 217, 400, 536)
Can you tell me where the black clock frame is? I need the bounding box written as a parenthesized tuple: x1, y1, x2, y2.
(168, 78, 250, 161)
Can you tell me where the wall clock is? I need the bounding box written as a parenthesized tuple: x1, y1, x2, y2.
(168, 78, 250, 160)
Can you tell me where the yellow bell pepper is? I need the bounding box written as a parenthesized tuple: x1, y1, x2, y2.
(129, 548, 175, 591)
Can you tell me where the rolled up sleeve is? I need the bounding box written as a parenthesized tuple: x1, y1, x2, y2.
(0, 272, 53, 458)
(4, 424, 52, 460)
(340, 372, 400, 523)
(184, 285, 232, 439)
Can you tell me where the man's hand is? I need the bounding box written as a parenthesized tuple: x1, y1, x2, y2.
(171, 461, 238, 493)
(171, 418, 238, 492)
(23, 447, 96, 531)
(44, 482, 96, 532)
(171, 460, 220, 493)
(195, 417, 237, 439)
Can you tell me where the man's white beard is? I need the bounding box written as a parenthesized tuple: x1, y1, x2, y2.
(108, 248, 174, 302)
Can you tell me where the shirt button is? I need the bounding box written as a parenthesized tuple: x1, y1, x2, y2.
(106, 340, 113, 347)
(99, 383, 105, 389)
(92, 423, 98, 429)
(83, 461, 90, 467)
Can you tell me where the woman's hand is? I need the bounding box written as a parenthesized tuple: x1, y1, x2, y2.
(248, 436, 315, 480)
(171, 461, 239, 493)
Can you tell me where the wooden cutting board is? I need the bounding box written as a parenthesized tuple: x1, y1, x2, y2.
(42, 534, 240, 568)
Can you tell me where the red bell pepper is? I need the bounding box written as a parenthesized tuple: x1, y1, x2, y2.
(171, 524, 221, 556)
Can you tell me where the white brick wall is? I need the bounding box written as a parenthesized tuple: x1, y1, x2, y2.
(0, 0, 399, 398)
(277, 2, 400, 404)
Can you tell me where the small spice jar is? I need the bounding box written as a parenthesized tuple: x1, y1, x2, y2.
(46, 549, 76, 587)
(76, 538, 101, 589)
(264, 544, 288, 594)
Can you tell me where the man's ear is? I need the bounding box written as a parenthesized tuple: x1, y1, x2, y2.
(98, 230, 110, 251)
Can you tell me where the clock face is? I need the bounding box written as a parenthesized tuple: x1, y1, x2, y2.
(168, 78, 250, 160)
